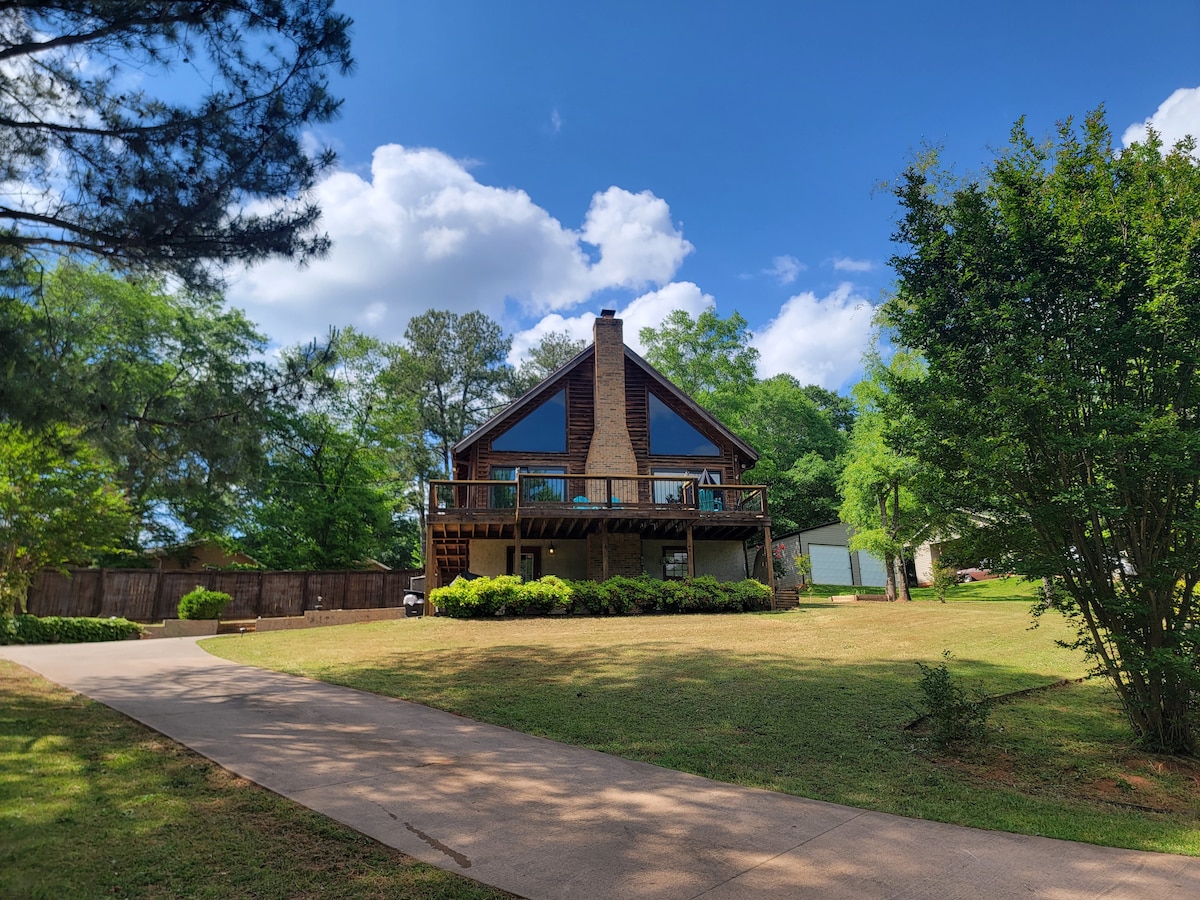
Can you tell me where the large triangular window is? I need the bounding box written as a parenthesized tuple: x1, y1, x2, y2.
(492, 389, 567, 452)
(648, 393, 719, 456)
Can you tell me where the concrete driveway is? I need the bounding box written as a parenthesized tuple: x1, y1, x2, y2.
(2, 636, 1197, 899)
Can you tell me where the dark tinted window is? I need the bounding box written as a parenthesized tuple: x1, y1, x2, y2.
(648, 393, 719, 456)
(493, 390, 567, 452)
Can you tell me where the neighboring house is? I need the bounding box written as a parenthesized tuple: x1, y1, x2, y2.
(774, 522, 891, 588)
(424, 311, 774, 590)
(150, 541, 260, 571)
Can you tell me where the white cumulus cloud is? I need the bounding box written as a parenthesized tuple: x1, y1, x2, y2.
(225, 145, 692, 348)
(509, 281, 712, 365)
(832, 257, 874, 273)
(580, 187, 694, 293)
(752, 283, 876, 390)
(1123, 87, 1200, 151)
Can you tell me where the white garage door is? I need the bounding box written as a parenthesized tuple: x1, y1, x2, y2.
(857, 552, 888, 587)
(810, 544, 852, 585)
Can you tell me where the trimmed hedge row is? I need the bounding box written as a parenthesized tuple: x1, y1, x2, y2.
(1, 615, 142, 645)
(431, 574, 772, 619)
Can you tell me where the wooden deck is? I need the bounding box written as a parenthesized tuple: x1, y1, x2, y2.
(426, 474, 774, 586)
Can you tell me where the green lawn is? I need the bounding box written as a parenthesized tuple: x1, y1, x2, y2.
(805, 576, 1041, 603)
(206, 591, 1200, 856)
(0, 661, 512, 900)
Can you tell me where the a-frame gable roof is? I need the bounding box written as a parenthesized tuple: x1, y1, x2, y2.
(452, 343, 759, 463)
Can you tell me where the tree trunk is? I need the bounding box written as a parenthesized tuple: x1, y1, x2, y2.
(877, 493, 898, 601)
(895, 552, 912, 602)
(891, 485, 911, 601)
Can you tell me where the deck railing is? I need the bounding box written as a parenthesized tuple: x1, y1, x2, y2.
(430, 474, 768, 516)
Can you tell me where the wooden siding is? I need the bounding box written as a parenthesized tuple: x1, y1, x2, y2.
(459, 355, 744, 485)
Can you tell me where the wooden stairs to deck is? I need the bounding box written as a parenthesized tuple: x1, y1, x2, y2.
(772, 588, 800, 610)
(434, 539, 469, 585)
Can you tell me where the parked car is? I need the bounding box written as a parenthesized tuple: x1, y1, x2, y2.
(956, 567, 994, 583)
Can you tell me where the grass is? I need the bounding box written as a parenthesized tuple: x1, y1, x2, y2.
(0, 660, 512, 900)
(801, 577, 1042, 603)
(206, 587, 1200, 856)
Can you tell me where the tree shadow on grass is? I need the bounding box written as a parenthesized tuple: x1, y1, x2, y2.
(314, 641, 1200, 850)
(0, 660, 510, 900)
(7, 641, 1199, 899)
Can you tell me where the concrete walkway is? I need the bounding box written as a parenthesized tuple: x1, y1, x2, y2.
(3, 637, 1197, 900)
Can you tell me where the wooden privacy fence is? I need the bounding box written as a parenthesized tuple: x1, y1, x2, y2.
(28, 568, 424, 622)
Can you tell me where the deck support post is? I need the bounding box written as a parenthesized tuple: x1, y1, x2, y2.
(763, 524, 776, 594)
(425, 524, 436, 610)
(513, 520, 522, 580)
(686, 523, 696, 579)
(601, 520, 610, 580)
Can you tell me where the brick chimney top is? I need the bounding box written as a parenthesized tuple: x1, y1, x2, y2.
(600, 308, 616, 318)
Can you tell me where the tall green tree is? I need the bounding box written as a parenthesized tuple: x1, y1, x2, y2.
(507, 331, 586, 398)
(884, 110, 1200, 753)
(839, 352, 929, 602)
(240, 329, 420, 569)
(639, 307, 759, 408)
(727, 375, 848, 533)
(394, 310, 513, 475)
(640, 307, 851, 531)
(0, 424, 132, 615)
(1, 263, 288, 547)
(0, 1, 353, 288)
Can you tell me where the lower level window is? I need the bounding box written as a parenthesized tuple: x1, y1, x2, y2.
(662, 546, 688, 580)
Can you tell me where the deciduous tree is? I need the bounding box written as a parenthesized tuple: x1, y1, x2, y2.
(0, 423, 132, 615)
(2, 263, 285, 546)
(884, 110, 1200, 753)
(239, 328, 420, 569)
(838, 352, 928, 601)
(639, 306, 759, 406)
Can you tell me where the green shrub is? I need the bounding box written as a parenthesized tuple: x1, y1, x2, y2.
(729, 578, 773, 611)
(430, 575, 523, 618)
(689, 576, 729, 611)
(913, 651, 993, 746)
(1, 615, 142, 644)
(429, 579, 476, 618)
(177, 585, 231, 620)
(602, 575, 660, 613)
(512, 576, 573, 615)
(474, 575, 522, 614)
(568, 579, 607, 614)
(433, 574, 773, 618)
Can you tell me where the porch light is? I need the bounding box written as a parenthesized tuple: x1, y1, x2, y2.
(548, 542, 556, 555)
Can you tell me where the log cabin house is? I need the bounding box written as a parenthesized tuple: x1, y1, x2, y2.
(425, 311, 775, 591)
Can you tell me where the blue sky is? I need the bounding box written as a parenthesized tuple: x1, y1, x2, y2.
(225, 0, 1200, 391)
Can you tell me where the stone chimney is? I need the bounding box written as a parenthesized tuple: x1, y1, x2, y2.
(584, 311, 638, 478)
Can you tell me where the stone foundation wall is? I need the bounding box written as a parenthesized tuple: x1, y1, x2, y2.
(255, 607, 408, 631)
(586, 532, 642, 579)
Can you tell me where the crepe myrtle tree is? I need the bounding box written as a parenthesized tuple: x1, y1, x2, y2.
(883, 109, 1200, 753)
(0, 1, 353, 288)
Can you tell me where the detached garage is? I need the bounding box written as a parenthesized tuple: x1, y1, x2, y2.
(772, 521, 889, 589)
(809, 543, 853, 585)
